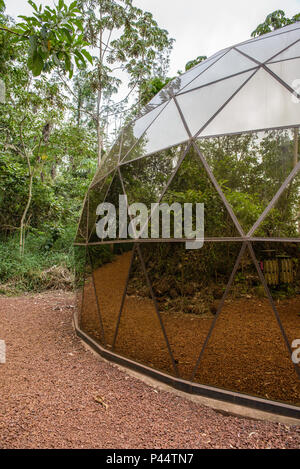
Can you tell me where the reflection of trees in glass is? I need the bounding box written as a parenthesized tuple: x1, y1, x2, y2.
(89, 172, 125, 243)
(92, 117, 149, 187)
(88, 173, 115, 242)
(120, 122, 148, 162)
(139, 76, 184, 113)
(161, 145, 238, 238)
(127, 242, 241, 315)
(74, 246, 86, 288)
(88, 245, 115, 271)
(198, 130, 300, 235)
(75, 196, 88, 243)
(91, 139, 121, 187)
(143, 76, 181, 109)
(120, 145, 181, 206)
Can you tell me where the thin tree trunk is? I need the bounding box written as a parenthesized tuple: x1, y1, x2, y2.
(20, 169, 33, 256)
(77, 87, 82, 127)
(96, 12, 103, 167)
(97, 113, 102, 166)
(51, 162, 57, 180)
(293, 127, 298, 168)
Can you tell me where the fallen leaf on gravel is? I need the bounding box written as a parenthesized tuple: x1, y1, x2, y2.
(94, 395, 109, 410)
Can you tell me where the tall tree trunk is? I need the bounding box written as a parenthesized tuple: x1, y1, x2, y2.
(20, 169, 33, 256)
(51, 162, 57, 180)
(97, 111, 102, 167)
(77, 87, 82, 127)
(293, 127, 298, 168)
(96, 10, 103, 168)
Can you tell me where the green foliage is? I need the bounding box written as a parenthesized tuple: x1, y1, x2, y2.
(0, 227, 77, 293)
(251, 9, 300, 37)
(139, 76, 172, 107)
(77, 0, 174, 108)
(88, 244, 114, 270)
(185, 56, 207, 71)
(0, 0, 174, 294)
(1, 0, 93, 77)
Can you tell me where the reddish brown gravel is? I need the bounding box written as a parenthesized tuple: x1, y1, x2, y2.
(0, 291, 299, 449)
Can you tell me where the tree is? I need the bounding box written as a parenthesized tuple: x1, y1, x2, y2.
(0, 0, 93, 77)
(185, 55, 207, 71)
(251, 9, 300, 37)
(0, 8, 95, 254)
(77, 0, 174, 166)
(138, 76, 171, 108)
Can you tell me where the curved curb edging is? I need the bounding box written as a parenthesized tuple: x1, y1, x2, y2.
(73, 310, 300, 424)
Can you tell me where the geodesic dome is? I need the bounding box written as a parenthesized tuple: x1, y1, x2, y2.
(74, 23, 300, 418)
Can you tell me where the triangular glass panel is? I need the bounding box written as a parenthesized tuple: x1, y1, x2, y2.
(200, 68, 300, 137)
(177, 70, 255, 136)
(120, 143, 186, 206)
(146, 51, 228, 107)
(267, 39, 300, 63)
(120, 144, 188, 240)
(88, 244, 134, 347)
(252, 242, 300, 358)
(181, 49, 257, 93)
(74, 194, 89, 244)
(87, 172, 116, 243)
(113, 245, 177, 376)
(91, 135, 122, 188)
(88, 171, 127, 244)
(193, 246, 300, 406)
(139, 241, 241, 379)
(74, 245, 86, 321)
(80, 249, 105, 346)
(236, 28, 300, 63)
(119, 101, 169, 161)
(197, 129, 298, 235)
(121, 99, 189, 162)
(157, 144, 240, 238)
(251, 147, 300, 238)
(266, 58, 300, 89)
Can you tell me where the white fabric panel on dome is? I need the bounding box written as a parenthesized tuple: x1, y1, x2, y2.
(147, 51, 228, 106)
(266, 58, 300, 90)
(133, 100, 169, 139)
(236, 28, 300, 63)
(182, 49, 256, 92)
(200, 68, 300, 137)
(175, 55, 224, 90)
(177, 70, 255, 136)
(128, 99, 189, 158)
(267, 40, 300, 62)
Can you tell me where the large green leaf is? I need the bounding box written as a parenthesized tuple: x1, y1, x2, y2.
(32, 50, 44, 76)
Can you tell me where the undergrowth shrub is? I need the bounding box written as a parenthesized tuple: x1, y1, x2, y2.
(0, 225, 78, 294)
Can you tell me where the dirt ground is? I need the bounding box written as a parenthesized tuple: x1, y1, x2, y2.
(81, 252, 300, 407)
(0, 291, 300, 449)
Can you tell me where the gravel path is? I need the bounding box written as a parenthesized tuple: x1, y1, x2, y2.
(0, 291, 299, 449)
